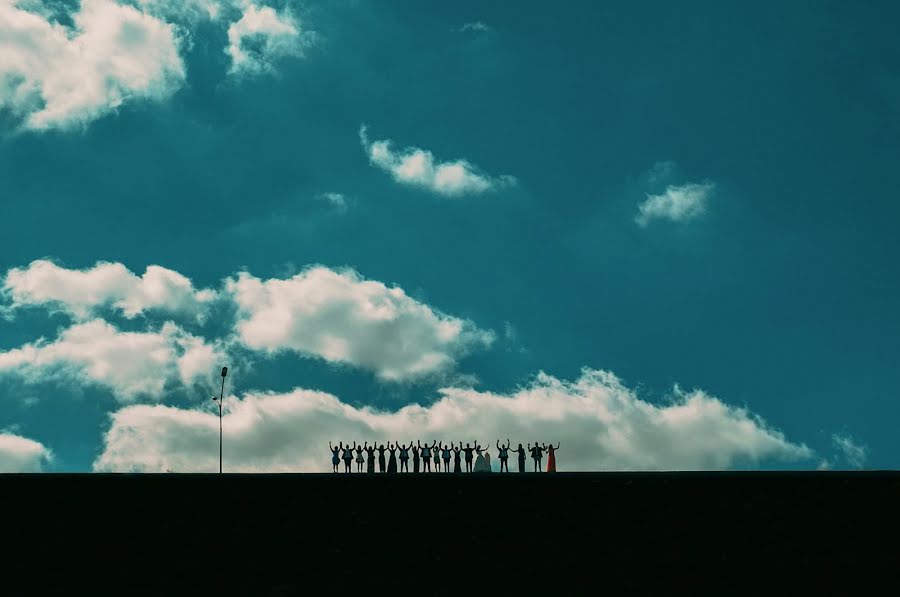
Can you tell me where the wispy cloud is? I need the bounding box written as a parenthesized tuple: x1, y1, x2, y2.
(225, 4, 314, 76)
(832, 433, 868, 469)
(359, 125, 516, 197)
(317, 192, 348, 212)
(636, 181, 714, 227)
(457, 21, 491, 33)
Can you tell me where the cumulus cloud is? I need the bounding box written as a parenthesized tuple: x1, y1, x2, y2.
(225, 4, 311, 76)
(0, 431, 52, 472)
(0, 0, 186, 130)
(0, 319, 225, 402)
(226, 266, 494, 381)
(635, 181, 714, 227)
(94, 368, 812, 472)
(2, 259, 217, 320)
(359, 125, 516, 197)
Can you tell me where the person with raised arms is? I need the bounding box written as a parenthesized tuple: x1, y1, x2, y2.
(545, 442, 560, 472)
(386, 442, 398, 474)
(364, 442, 376, 473)
(451, 442, 462, 473)
(328, 442, 340, 473)
(376, 443, 387, 473)
(496, 439, 511, 472)
(398, 441, 412, 473)
(440, 442, 452, 473)
(461, 442, 476, 473)
(418, 440, 438, 472)
(341, 442, 356, 473)
(512, 443, 527, 473)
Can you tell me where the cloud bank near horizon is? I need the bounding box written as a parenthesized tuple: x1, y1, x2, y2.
(94, 368, 812, 472)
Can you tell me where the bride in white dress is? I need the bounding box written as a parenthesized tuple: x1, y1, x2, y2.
(473, 444, 492, 473)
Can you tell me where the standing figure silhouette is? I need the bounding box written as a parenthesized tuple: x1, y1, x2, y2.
(419, 441, 437, 472)
(433, 444, 441, 472)
(473, 444, 490, 473)
(341, 442, 355, 473)
(440, 443, 452, 472)
(377, 443, 387, 473)
(355, 443, 365, 472)
(387, 442, 398, 474)
(451, 443, 462, 473)
(398, 442, 412, 473)
(545, 443, 560, 472)
(462, 442, 476, 473)
(329, 442, 340, 473)
(413, 442, 421, 473)
(529, 443, 544, 472)
(364, 442, 376, 473)
(513, 443, 527, 473)
(496, 439, 511, 472)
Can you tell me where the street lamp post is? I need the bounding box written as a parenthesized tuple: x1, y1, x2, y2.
(212, 366, 228, 473)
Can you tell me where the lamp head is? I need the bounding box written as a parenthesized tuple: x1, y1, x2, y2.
(221, 366, 228, 378)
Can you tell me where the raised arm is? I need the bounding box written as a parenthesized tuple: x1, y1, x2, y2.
(353, 441, 357, 449)
(507, 439, 511, 449)
(329, 442, 333, 450)
(496, 440, 500, 450)
(431, 440, 437, 449)
(556, 442, 560, 450)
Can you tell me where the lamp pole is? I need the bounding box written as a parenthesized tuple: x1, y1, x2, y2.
(212, 366, 228, 474)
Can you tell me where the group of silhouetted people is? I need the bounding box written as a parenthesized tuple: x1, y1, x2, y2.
(328, 440, 560, 473)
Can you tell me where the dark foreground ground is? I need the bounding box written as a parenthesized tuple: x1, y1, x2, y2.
(4, 471, 898, 595)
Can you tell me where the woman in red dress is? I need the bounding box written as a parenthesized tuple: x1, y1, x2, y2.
(545, 442, 560, 472)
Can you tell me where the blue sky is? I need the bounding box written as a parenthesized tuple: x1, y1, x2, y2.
(0, 0, 896, 472)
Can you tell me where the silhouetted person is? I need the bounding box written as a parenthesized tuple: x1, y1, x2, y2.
(462, 442, 476, 472)
(451, 443, 462, 473)
(377, 443, 387, 473)
(398, 442, 412, 473)
(496, 439, 511, 472)
(329, 442, 340, 473)
(473, 444, 490, 472)
(433, 444, 441, 472)
(545, 442, 560, 472)
(341, 442, 355, 473)
(419, 441, 437, 472)
(355, 443, 365, 472)
(413, 443, 421, 473)
(364, 442, 376, 473)
(440, 442, 452, 472)
(513, 443, 527, 473)
(529, 443, 544, 472)
(387, 442, 398, 473)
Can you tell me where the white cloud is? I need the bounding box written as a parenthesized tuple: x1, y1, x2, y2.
(832, 433, 868, 469)
(226, 266, 494, 381)
(0, 319, 225, 402)
(225, 4, 311, 76)
(359, 125, 516, 197)
(635, 181, 714, 227)
(0, 431, 52, 472)
(94, 368, 812, 472)
(0, 0, 186, 130)
(2, 259, 217, 320)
